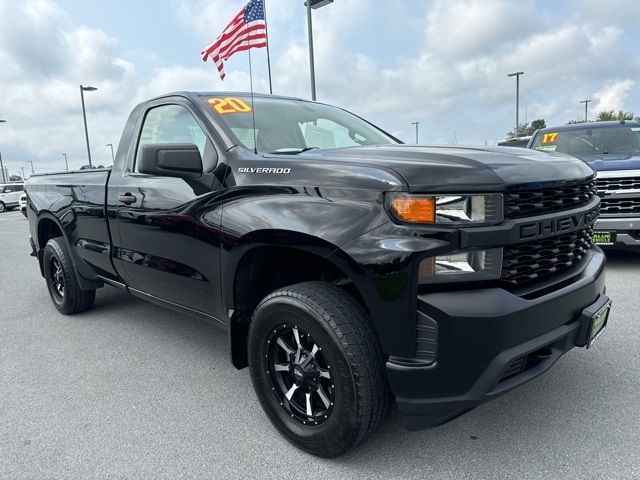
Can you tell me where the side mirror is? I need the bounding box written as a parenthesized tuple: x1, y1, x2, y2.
(138, 143, 203, 178)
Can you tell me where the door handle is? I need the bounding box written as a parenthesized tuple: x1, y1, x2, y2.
(118, 193, 137, 205)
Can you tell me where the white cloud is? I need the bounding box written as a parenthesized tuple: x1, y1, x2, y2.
(574, 0, 640, 27)
(2, 0, 640, 174)
(425, 0, 544, 59)
(0, 0, 139, 172)
(593, 79, 636, 113)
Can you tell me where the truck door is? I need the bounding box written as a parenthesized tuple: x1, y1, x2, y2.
(109, 97, 226, 321)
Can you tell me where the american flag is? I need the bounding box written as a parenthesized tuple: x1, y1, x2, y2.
(201, 0, 268, 80)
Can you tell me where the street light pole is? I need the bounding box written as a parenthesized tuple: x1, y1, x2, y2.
(306, 1, 316, 101)
(21, 167, 25, 180)
(411, 122, 420, 144)
(27, 160, 34, 175)
(80, 85, 98, 167)
(0, 119, 6, 183)
(304, 0, 333, 101)
(580, 99, 591, 122)
(507, 72, 524, 137)
(106, 143, 115, 164)
(62, 153, 68, 171)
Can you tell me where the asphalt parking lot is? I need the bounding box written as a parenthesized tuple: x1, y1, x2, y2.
(1, 209, 639, 480)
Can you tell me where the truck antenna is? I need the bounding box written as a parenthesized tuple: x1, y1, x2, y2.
(248, 47, 258, 155)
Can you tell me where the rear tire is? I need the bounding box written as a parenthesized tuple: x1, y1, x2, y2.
(43, 237, 96, 315)
(248, 281, 391, 457)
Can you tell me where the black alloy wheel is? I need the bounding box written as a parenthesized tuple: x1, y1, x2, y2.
(49, 256, 65, 301)
(266, 324, 333, 425)
(43, 237, 96, 315)
(248, 281, 391, 457)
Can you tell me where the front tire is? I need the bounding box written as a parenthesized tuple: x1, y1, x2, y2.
(0, 202, 5, 213)
(248, 281, 391, 457)
(43, 237, 96, 314)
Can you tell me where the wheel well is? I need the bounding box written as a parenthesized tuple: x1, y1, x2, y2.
(36, 218, 64, 275)
(38, 218, 63, 249)
(230, 246, 367, 369)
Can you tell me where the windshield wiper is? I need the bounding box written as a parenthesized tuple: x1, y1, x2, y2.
(269, 147, 319, 155)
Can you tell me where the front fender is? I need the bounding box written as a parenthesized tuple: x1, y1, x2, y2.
(332, 221, 454, 356)
(219, 185, 389, 311)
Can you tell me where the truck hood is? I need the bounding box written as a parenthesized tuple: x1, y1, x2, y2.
(303, 145, 595, 192)
(573, 152, 640, 172)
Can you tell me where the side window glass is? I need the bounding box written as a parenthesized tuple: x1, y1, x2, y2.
(135, 104, 211, 172)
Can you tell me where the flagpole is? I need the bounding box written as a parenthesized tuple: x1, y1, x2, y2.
(263, 0, 273, 94)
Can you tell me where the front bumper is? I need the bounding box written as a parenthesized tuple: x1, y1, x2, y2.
(595, 217, 640, 246)
(387, 248, 608, 430)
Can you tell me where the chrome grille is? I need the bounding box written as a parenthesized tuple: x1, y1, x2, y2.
(600, 198, 640, 216)
(596, 176, 640, 192)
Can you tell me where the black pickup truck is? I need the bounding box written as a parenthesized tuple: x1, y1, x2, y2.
(26, 92, 611, 457)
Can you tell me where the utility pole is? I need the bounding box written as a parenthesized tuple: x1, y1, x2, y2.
(580, 99, 591, 122)
(411, 122, 420, 144)
(27, 160, 34, 175)
(0, 151, 5, 184)
(62, 153, 68, 171)
(106, 143, 115, 164)
(0, 119, 6, 183)
(304, 0, 333, 100)
(21, 167, 25, 180)
(507, 72, 524, 137)
(80, 85, 98, 167)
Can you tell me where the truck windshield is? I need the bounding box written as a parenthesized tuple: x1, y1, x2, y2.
(201, 95, 398, 153)
(531, 125, 640, 157)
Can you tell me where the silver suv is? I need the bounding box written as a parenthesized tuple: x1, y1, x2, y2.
(0, 183, 25, 213)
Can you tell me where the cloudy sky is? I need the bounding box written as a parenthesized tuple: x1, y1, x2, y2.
(1, 0, 639, 175)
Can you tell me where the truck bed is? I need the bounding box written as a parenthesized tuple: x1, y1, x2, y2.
(27, 169, 115, 283)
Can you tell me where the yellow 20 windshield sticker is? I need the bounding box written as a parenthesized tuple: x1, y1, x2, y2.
(207, 97, 252, 114)
(542, 132, 558, 143)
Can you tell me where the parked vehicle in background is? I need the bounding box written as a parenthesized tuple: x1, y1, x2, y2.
(498, 135, 532, 148)
(25, 91, 611, 457)
(0, 183, 25, 213)
(19, 193, 27, 217)
(528, 120, 640, 248)
(79, 165, 96, 170)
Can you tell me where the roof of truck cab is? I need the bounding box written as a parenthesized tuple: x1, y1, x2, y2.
(148, 91, 310, 103)
(537, 120, 640, 133)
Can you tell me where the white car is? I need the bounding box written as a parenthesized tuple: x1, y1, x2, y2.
(0, 183, 24, 213)
(19, 192, 27, 217)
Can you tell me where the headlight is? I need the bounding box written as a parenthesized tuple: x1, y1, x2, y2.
(419, 248, 503, 284)
(387, 193, 503, 225)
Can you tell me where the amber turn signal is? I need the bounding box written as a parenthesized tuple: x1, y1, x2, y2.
(389, 196, 436, 223)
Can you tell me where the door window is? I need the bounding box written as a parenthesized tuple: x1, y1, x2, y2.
(135, 104, 213, 172)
